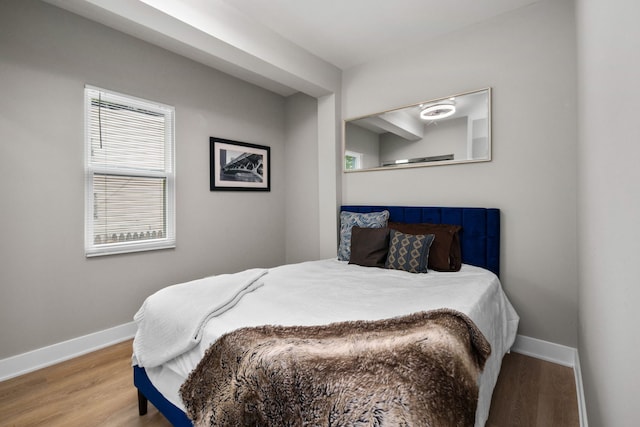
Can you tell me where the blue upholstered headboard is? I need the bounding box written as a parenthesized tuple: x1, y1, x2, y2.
(340, 206, 500, 277)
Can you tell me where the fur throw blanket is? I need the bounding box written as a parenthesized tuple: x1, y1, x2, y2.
(180, 309, 491, 427)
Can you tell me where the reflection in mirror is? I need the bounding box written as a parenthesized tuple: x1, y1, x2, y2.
(344, 88, 491, 171)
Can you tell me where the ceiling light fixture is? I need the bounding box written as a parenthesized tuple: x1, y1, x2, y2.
(420, 104, 456, 120)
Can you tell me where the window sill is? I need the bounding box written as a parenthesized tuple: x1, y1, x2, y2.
(85, 241, 176, 257)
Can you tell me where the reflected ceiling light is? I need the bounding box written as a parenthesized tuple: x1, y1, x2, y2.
(420, 104, 456, 120)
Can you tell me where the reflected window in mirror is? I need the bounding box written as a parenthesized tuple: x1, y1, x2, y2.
(345, 150, 363, 171)
(343, 88, 491, 171)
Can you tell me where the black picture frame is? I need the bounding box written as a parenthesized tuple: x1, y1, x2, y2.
(210, 137, 271, 191)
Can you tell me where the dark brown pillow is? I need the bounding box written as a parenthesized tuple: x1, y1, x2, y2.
(349, 227, 390, 268)
(388, 222, 462, 271)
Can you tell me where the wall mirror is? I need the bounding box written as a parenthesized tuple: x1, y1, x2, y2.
(344, 88, 491, 171)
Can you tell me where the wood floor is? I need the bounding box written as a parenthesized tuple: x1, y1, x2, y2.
(0, 340, 579, 427)
(487, 352, 579, 427)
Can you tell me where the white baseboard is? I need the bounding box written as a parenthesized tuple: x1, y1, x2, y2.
(512, 334, 588, 427)
(512, 334, 576, 367)
(0, 322, 136, 382)
(572, 349, 589, 427)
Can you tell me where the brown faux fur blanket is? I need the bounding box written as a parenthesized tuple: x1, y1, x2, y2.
(180, 309, 491, 427)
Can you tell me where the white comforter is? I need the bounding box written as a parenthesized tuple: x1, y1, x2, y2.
(133, 268, 267, 367)
(134, 259, 519, 427)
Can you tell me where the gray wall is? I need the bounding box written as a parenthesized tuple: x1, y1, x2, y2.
(342, 0, 578, 347)
(0, 0, 288, 358)
(379, 116, 467, 164)
(344, 124, 380, 169)
(577, 0, 640, 425)
(284, 93, 320, 264)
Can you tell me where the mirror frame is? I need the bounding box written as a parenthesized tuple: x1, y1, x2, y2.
(343, 87, 492, 172)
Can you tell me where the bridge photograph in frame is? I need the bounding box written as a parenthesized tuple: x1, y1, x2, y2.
(210, 137, 271, 191)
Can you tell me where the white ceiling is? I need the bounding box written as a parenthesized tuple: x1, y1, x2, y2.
(43, 0, 540, 95)
(220, 0, 540, 69)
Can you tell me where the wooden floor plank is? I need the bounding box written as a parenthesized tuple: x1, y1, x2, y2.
(0, 340, 578, 427)
(536, 359, 580, 427)
(486, 352, 579, 427)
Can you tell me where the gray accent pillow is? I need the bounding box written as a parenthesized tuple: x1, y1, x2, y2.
(385, 229, 435, 273)
(338, 210, 389, 261)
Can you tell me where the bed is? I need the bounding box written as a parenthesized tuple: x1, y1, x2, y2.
(133, 205, 518, 426)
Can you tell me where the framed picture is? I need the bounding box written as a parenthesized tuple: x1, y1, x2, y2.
(210, 137, 270, 191)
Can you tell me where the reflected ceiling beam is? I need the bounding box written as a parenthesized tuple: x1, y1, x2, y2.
(42, 0, 341, 97)
(357, 110, 424, 142)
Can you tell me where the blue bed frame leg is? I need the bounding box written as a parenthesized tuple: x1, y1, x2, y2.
(134, 366, 194, 426)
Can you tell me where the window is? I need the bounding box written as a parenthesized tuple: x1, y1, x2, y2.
(344, 150, 363, 170)
(84, 86, 175, 256)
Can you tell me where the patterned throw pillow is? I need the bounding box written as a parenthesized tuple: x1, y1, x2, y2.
(385, 229, 435, 273)
(337, 210, 390, 261)
(388, 222, 462, 271)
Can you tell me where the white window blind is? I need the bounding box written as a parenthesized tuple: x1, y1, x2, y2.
(84, 86, 175, 256)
